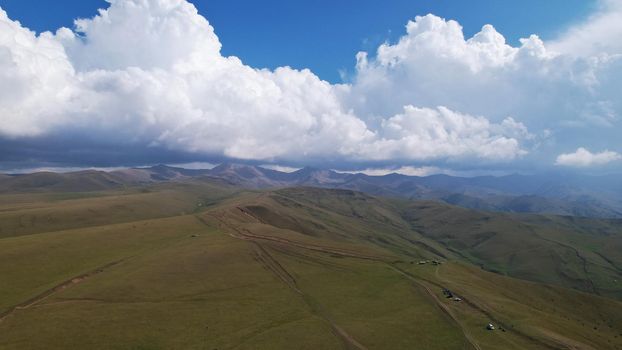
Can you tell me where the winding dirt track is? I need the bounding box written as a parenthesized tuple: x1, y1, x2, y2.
(205, 212, 368, 350)
(0, 259, 124, 323)
(389, 265, 482, 350)
(206, 211, 483, 349)
(1, 206, 586, 350)
(203, 209, 576, 350)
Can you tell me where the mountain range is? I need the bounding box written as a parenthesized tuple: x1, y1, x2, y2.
(2, 163, 621, 218)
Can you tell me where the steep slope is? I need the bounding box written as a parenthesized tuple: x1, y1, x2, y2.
(397, 200, 622, 299)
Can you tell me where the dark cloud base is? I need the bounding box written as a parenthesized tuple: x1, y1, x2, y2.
(0, 136, 220, 170)
(0, 134, 551, 174)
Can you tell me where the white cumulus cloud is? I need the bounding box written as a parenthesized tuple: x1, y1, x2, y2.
(0, 8, 75, 136)
(551, 0, 622, 57)
(345, 13, 621, 133)
(0, 0, 530, 168)
(354, 105, 527, 162)
(0, 0, 374, 163)
(555, 147, 621, 167)
(0, 0, 621, 171)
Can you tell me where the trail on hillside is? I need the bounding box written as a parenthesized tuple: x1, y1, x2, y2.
(0, 259, 124, 323)
(388, 265, 481, 350)
(205, 211, 482, 349)
(202, 208, 581, 350)
(205, 213, 368, 350)
(252, 242, 302, 294)
(204, 208, 388, 261)
(527, 226, 599, 295)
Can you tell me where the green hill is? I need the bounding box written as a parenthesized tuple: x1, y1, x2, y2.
(1, 183, 621, 349)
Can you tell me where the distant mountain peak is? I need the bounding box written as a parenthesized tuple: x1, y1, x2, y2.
(150, 164, 172, 169)
(211, 162, 258, 171)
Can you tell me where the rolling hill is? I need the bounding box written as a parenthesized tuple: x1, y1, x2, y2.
(1, 181, 622, 349)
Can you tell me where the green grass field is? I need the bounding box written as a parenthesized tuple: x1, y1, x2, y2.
(1, 182, 622, 349)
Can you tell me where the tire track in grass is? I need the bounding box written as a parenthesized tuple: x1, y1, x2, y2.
(207, 211, 484, 349)
(202, 213, 368, 350)
(392, 264, 564, 350)
(389, 265, 482, 350)
(0, 259, 125, 323)
(203, 210, 571, 350)
(252, 241, 367, 350)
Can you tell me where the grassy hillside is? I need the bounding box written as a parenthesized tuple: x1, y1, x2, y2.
(0, 181, 239, 239)
(238, 188, 622, 299)
(398, 200, 622, 299)
(1, 185, 621, 349)
(0, 171, 129, 193)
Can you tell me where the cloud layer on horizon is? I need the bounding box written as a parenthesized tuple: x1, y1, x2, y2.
(0, 0, 621, 171)
(556, 147, 621, 167)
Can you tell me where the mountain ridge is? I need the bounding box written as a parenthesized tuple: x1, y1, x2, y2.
(2, 163, 621, 218)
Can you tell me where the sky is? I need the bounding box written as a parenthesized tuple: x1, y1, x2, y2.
(0, 0, 621, 174)
(0, 0, 597, 83)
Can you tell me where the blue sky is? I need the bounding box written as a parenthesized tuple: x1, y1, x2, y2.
(0, 0, 598, 82)
(0, 0, 620, 174)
